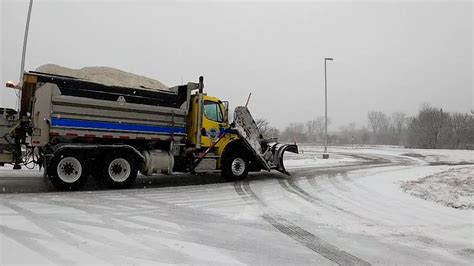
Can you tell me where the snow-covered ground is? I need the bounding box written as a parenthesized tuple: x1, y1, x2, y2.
(284, 151, 362, 169)
(333, 145, 474, 165)
(401, 166, 473, 209)
(1, 146, 473, 265)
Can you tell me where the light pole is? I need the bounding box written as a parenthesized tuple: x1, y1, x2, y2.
(323, 57, 333, 159)
(17, 0, 34, 110)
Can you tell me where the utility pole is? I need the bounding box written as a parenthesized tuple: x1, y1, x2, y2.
(323, 57, 333, 159)
(12, 0, 34, 170)
(18, 0, 34, 110)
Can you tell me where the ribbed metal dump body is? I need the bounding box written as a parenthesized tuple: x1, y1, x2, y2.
(29, 72, 196, 145)
(50, 95, 187, 137)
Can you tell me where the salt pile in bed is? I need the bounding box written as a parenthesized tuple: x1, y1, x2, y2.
(36, 64, 168, 90)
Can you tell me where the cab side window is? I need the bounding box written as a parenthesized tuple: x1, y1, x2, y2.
(204, 101, 223, 123)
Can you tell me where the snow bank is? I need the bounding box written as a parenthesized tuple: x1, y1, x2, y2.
(35, 64, 168, 90)
(401, 166, 474, 209)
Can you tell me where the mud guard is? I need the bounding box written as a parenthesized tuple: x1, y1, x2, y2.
(233, 106, 298, 175)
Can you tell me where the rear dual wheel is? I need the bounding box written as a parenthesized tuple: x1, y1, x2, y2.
(48, 151, 138, 190)
(48, 152, 88, 191)
(101, 152, 138, 189)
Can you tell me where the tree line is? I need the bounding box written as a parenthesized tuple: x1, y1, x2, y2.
(257, 104, 474, 149)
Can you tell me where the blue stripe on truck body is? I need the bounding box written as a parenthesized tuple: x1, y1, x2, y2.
(51, 118, 186, 135)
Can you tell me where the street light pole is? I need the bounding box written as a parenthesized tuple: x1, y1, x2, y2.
(323, 57, 333, 159)
(18, 0, 34, 110)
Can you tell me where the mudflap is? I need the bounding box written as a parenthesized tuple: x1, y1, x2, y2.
(233, 106, 299, 175)
(268, 143, 299, 176)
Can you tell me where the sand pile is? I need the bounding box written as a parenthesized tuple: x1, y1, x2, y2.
(35, 64, 168, 90)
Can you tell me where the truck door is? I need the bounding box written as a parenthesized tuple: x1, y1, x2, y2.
(201, 99, 226, 147)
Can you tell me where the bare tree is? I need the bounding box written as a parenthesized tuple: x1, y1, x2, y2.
(280, 122, 306, 142)
(407, 104, 449, 148)
(337, 122, 357, 144)
(368, 111, 391, 144)
(256, 118, 269, 134)
(305, 120, 317, 143)
(368, 111, 379, 134)
(317, 117, 331, 142)
(368, 111, 390, 134)
(450, 113, 471, 148)
(391, 112, 407, 145)
(305, 116, 328, 143)
(255, 118, 279, 139)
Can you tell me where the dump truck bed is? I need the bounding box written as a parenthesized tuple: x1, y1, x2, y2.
(26, 72, 198, 146)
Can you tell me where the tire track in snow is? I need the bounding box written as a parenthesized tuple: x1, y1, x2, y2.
(278, 151, 399, 223)
(307, 174, 431, 230)
(312, 153, 446, 222)
(0, 200, 176, 264)
(296, 152, 432, 225)
(277, 177, 371, 222)
(332, 168, 466, 226)
(305, 175, 390, 224)
(289, 151, 408, 178)
(0, 224, 73, 265)
(230, 152, 414, 264)
(234, 181, 371, 266)
(298, 154, 467, 249)
(1, 201, 117, 263)
(285, 152, 417, 220)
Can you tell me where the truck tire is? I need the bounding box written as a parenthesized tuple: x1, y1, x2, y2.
(222, 153, 249, 181)
(101, 152, 138, 189)
(48, 152, 88, 191)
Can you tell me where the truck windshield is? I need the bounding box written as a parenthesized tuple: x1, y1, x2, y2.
(204, 101, 223, 123)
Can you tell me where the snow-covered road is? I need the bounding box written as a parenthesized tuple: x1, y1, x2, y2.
(1, 146, 473, 265)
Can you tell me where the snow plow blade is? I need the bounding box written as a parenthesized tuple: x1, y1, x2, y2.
(233, 106, 299, 176)
(268, 143, 299, 175)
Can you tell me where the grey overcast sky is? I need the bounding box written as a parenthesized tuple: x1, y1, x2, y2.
(1, 0, 472, 130)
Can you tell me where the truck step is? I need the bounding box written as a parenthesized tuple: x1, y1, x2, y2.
(194, 157, 218, 171)
(194, 169, 221, 173)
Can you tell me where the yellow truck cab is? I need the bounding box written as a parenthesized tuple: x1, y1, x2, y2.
(188, 94, 229, 148)
(187, 92, 245, 178)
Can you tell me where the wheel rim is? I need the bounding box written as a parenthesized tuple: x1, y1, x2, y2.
(57, 157, 82, 183)
(108, 158, 131, 182)
(231, 157, 246, 176)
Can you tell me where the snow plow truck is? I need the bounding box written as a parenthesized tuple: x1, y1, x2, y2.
(0, 72, 298, 190)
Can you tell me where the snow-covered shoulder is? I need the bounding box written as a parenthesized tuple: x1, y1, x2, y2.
(401, 166, 473, 210)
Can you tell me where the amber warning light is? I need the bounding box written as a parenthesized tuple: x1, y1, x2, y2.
(6, 81, 17, 89)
